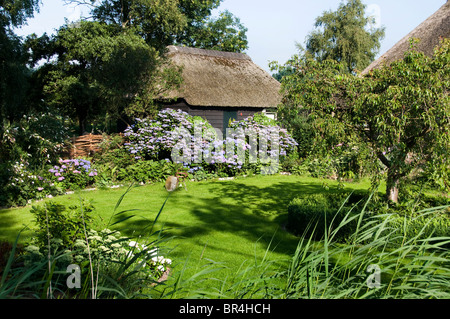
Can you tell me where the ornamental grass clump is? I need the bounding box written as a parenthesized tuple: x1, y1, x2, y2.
(190, 196, 450, 300)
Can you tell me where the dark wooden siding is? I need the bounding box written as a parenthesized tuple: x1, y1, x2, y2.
(189, 108, 224, 132)
(163, 100, 264, 133)
(237, 110, 255, 121)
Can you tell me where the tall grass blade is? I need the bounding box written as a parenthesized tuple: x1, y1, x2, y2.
(0, 229, 22, 288)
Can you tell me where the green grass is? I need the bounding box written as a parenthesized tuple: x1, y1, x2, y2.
(2, 174, 450, 299)
(0, 174, 375, 296)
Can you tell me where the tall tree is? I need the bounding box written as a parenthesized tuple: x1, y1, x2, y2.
(179, 10, 248, 53)
(0, 0, 40, 27)
(89, 0, 187, 50)
(0, 0, 40, 122)
(30, 21, 182, 134)
(304, 0, 385, 73)
(173, 0, 221, 45)
(281, 40, 450, 203)
(73, 0, 248, 52)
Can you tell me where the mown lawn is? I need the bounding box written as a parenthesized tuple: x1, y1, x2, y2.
(0, 174, 376, 295)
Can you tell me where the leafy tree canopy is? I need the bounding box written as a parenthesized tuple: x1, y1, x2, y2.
(281, 39, 450, 203)
(0, 0, 40, 122)
(0, 0, 40, 28)
(71, 0, 248, 52)
(304, 0, 384, 74)
(28, 21, 182, 134)
(179, 9, 248, 53)
(88, 0, 187, 49)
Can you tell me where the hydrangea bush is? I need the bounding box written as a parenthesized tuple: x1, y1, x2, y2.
(124, 109, 298, 176)
(124, 109, 207, 161)
(47, 158, 98, 190)
(1, 111, 70, 206)
(224, 113, 298, 174)
(4, 161, 60, 205)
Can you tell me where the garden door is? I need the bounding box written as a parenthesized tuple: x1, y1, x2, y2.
(223, 111, 237, 135)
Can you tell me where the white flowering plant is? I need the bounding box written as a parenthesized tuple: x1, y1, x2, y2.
(73, 230, 172, 278)
(22, 200, 172, 298)
(126, 240, 172, 278)
(22, 228, 173, 298)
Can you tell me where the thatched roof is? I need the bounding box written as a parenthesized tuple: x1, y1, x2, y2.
(362, 1, 450, 75)
(163, 45, 282, 108)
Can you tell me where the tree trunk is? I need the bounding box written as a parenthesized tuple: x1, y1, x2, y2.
(386, 170, 400, 203)
(78, 116, 86, 136)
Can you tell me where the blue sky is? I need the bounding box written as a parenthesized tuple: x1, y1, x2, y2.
(14, 0, 447, 73)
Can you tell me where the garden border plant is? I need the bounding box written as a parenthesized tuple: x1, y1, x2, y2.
(1, 185, 175, 299)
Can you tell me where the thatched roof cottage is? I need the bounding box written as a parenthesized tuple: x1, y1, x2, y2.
(362, 1, 450, 75)
(160, 45, 282, 133)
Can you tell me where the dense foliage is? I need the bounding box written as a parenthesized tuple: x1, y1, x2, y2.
(0, 110, 70, 206)
(0, 0, 40, 122)
(279, 39, 450, 203)
(286, 192, 365, 240)
(0, 0, 252, 207)
(304, 0, 385, 73)
(1, 0, 449, 300)
(27, 21, 183, 134)
(18, 200, 172, 298)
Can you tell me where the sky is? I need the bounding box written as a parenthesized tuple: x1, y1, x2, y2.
(14, 0, 447, 73)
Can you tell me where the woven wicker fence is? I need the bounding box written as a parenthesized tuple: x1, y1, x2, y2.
(68, 134, 104, 158)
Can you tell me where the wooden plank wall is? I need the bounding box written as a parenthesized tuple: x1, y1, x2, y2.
(163, 102, 264, 133)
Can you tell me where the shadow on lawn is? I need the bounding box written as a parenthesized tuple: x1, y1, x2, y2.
(121, 178, 346, 258)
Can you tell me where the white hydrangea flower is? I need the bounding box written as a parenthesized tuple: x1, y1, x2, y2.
(129, 241, 139, 249)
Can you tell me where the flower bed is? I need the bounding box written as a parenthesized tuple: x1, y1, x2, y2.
(47, 158, 98, 190)
(123, 109, 298, 177)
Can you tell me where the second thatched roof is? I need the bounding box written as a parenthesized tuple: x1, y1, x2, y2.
(362, 1, 450, 75)
(163, 45, 282, 108)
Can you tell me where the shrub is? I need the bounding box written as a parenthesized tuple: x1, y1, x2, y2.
(368, 197, 450, 247)
(0, 111, 69, 167)
(286, 188, 450, 246)
(29, 201, 95, 250)
(123, 109, 210, 161)
(0, 110, 70, 206)
(47, 159, 98, 190)
(20, 200, 173, 298)
(91, 134, 137, 186)
(228, 113, 298, 158)
(286, 191, 367, 241)
(0, 161, 62, 207)
(383, 210, 450, 247)
(116, 159, 175, 184)
(124, 109, 298, 177)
